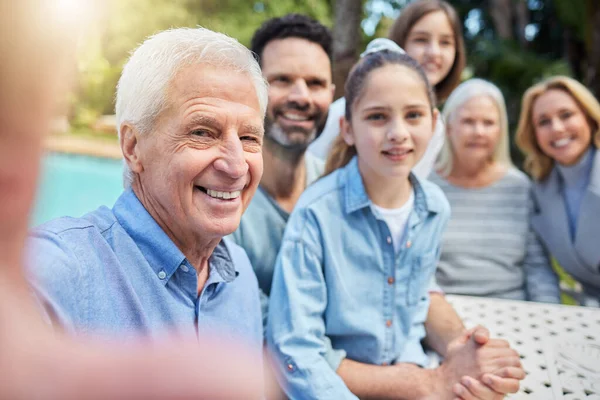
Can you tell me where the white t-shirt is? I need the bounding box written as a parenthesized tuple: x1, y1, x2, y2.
(370, 190, 415, 254)
(308, 97, 445, 180)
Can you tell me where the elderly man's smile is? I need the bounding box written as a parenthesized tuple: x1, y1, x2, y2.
(195, 186, 243, 201)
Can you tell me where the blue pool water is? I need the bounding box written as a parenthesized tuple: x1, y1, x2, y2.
(31, 153, 124, 226)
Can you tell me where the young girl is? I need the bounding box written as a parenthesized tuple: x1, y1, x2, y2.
(308, 0, 466, 178)
(266, 50, 507, 399)
(516, 76, 600, 307)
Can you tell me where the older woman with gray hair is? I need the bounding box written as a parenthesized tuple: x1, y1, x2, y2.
(429, 79, 561, 302)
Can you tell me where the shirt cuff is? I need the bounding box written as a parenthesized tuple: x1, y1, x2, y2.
(324, 346, 347, 371)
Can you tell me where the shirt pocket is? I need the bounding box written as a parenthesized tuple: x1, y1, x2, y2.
(407, 250, 437, 306)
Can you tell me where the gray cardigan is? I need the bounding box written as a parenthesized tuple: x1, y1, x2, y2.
(531, 149, 600, 300)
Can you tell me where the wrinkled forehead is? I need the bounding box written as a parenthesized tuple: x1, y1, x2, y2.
(138, 63, 264, 136)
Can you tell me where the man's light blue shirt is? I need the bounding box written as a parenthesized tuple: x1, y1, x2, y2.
(230, 152, 324, 327)
(26, 189, 263, 354)
(267, 157, 450, 399)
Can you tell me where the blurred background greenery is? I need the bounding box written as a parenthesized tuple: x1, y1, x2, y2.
(54, 0, 596, 303)
(67, 0, 599, 165)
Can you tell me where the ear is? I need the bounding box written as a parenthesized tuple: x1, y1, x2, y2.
(432, 108, 440, 134)
(329, 83, 336, 101)
(120, 123, 144, 174)
(340, 117, 355, 146)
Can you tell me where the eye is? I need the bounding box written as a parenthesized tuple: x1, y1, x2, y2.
(307, 79, 326, 88)
(367, 113, 386, 121)
(440, 40, 454, 47)
(537, 118, 550, 127)
(272, 76, 291, 85)
(483, 119, 495, 127)
(191, 129, 212, 137)
(240, 135, 260, 143)
(560, 111, 573, 120)
(406, 111, 423, 120)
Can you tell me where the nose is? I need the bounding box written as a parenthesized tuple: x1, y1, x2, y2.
(473, 122, 486, 136)
(550, 117, 566, 133)
(213, 132, 248, 179)
(288, 79, 310, 107)
(387, 118, 409, 142)
(426, 40, 441, 58)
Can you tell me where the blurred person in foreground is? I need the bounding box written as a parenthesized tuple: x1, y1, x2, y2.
(516, 76, 600, 307)
(0, 2, 266, 398)
(429, 79, 560, 303)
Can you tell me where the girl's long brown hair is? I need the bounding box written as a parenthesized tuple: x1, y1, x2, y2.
(388, 0, 465, 103)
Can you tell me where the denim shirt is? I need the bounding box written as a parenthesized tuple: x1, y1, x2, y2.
(267, 157, 450, 399)
(26, 189, 263, 356)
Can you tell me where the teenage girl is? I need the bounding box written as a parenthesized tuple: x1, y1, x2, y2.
(267, 50, 519, 399)
(308, 0, 466, 179)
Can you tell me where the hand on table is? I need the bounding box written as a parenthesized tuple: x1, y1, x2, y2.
(448, 326, 525, 400)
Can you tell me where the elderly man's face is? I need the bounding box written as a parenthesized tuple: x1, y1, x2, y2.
(261, 37, 334, 149)
(134, 64, 264, 241)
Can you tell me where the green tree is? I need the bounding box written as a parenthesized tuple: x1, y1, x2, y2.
(70, 0, 333, 129)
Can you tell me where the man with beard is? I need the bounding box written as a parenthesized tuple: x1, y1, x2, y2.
(231, 14, 334, 331)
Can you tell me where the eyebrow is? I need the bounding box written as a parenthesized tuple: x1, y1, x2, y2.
(268, 72, 328, 83)
(240, 123, 264, 137)
(362, 103, 429, 112)
(410, 31, 454, 39)
(183, 115, 221, 133)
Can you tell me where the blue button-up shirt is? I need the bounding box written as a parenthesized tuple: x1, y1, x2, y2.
(26, 189, 262, 354)
(267, 157, 450, 399)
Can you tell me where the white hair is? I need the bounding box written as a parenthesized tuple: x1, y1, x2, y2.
(115, 27, 268, 187)
(435, 78, 513, 177)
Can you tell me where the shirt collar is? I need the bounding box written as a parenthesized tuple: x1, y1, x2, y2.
(556, 147, 595, 190)
(342, 156, 442, 215)
(113, 189, 186, 283)
(112, 189, 239, 285)
(210, 240, 239, 283)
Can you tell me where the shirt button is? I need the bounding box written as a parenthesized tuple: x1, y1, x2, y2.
(386, 319, 392, 327)
(386, 236, 392, 244)
(158, 270, 167, 280)
(180, 264, 189, 273)
(387, 277, 395, 285)
(286, 363, 294, 372)
(406, 240, 412, 248)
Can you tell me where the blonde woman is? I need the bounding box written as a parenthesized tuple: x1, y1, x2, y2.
(429, 79, 560, 303)
(516, 76, 600, 307)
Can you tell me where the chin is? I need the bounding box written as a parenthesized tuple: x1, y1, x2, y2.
(201, 217, 242, 239)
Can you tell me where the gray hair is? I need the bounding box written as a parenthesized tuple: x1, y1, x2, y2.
(115, 27, 268, 187)
(436, 78, 513, 177)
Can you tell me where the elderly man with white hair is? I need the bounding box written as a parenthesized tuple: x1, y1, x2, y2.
(25, 27, 266, 357)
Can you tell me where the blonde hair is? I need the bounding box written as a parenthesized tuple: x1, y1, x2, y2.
(436, 79, 512, 177)
(516, 76, 600, 181)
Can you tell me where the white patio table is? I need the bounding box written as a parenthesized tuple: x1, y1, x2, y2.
(445, 295, 600, 400)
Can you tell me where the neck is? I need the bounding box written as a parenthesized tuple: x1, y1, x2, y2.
(447, 158, 505, 188)
(557, 147, 595, 187)
(261, 139, 308, 213)
(130, 181, 219, 274)
(359, 161, 412, 209)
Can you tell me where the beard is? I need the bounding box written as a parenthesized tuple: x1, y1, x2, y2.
(264, 101, 328, 151)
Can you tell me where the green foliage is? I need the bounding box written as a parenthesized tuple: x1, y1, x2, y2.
(553, 0, 586, 41)
(70, 0, 332, 127)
